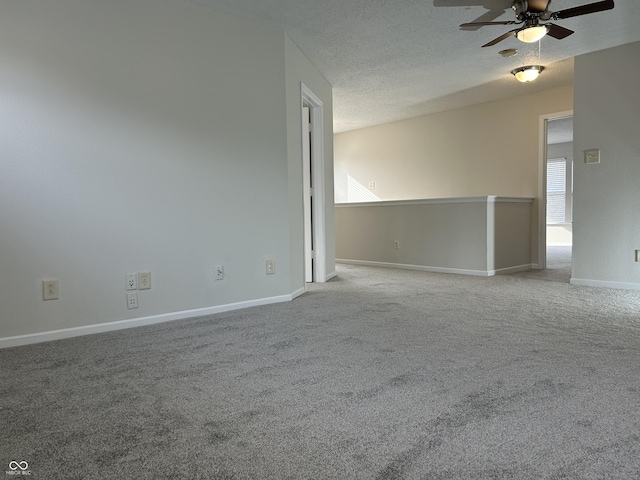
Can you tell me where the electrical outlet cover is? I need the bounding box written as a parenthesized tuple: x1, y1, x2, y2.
(43, 280, 59, 300)
(126, 292, 138, 309)
(214, 266, 224, 280)
(126, 273, 138, 291)
(138, 272, 151, 290)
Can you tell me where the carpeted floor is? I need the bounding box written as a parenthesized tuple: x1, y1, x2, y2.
(2, 250, 640, 479)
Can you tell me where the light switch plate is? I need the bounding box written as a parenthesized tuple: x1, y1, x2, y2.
(584, 149, 600, 164)
(266, 259, 275, 275)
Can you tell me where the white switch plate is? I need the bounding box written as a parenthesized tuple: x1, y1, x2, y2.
(635, 250, 640, 263)
(138, 272, 151, 290)
(43, 280, 59, 300)
(266, 259, 275, 275)
(584, 149, 600, 164)
(126, 273, 137, 291)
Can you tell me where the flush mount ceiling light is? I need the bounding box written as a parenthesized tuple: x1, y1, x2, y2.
(511, 65, 545, 83)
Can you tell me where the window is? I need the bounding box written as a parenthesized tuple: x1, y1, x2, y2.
(546, 157, 572, 224)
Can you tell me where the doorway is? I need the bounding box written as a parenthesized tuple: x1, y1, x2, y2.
(302, 105, 314, 283)
(301, 83, 327, 285)
(542, 114, 573, 277)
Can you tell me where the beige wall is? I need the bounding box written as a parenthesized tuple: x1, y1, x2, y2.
(336, 197, 532, 276)
(334, 85, 573, 265)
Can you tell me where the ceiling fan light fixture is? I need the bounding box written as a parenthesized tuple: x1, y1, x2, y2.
(511, 65, 545, 83)
(516, 25, 549, 43)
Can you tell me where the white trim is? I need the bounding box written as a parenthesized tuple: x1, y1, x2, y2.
(336, 196, 533, 208)
(0, 294, 293, 349)
(570, 278, 640, 291)
(538, 110, 573, 271)
(336, 259, 493, 277)
(491, 264, 534, 275)
(291, 287, 306, 300)
(325, 271, 338, 281)
(301, 82, 327, 283)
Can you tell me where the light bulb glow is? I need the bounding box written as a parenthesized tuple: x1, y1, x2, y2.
(511, 65, 544, 83)
(516, 25, 549, 43)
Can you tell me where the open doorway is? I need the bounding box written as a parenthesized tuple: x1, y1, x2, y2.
(545, 115, 573, 278)
(301, 83, 327, 286)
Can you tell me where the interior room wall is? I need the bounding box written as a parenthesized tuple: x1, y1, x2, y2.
(571, 41, 640, 289)
(0, 0, 332, 342)
(334, 85, 573, 266)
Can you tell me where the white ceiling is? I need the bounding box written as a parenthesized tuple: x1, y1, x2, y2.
(189, 0, 640, 133)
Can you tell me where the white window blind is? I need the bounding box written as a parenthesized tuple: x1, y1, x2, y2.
(547, 158, 572, 224)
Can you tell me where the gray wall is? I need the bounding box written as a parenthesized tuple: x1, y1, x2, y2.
(336, 197, 532, 276)
(572, 41, 640, 289)
(0, 0, 333, 342)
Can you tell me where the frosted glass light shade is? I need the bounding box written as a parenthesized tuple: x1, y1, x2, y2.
(516, 25, 549, 43)
(511, 65, 544, 83)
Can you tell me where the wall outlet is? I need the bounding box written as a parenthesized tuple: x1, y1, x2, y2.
(394, 240, 400, 250)
(43, 280, 59, 301)
(266, 259, 275, 275)
(214, 265, 224, 280)
(368, 181, 376, 190)
(126, 273, 138, 291)
(126, 292, 138, 309)
(138, 272, 151, 290)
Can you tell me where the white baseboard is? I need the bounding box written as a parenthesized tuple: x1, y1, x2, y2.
(291, 287, 306, 300)
(570, 278, 640, 291)
(336, 259, 492, 277)
(491, 264, 534, 275)
(0, 293, 295, 350)
(325, 271, 338, 281)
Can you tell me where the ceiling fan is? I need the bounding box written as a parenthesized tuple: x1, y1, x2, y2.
(460, 0, 615, 47)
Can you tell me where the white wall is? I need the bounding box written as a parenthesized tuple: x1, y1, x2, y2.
(334, 86, 573, 266)
(284, 35, 335, 289)
(572, 41, 640, 289)
(0, 0, 333, 342)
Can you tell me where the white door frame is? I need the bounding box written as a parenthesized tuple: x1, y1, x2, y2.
(537, 109, 573, 270)
(301, 82, 327, 283)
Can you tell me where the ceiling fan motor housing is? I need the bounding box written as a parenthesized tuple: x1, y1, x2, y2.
(512, 1, 529, 21)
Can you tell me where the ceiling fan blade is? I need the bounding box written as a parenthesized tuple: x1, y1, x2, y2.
(553, 0, 614, 19)
(527, 0, 551, 13)
(482, 29, 516, 47)
(460, 20, 516, 27)
(546, 23, 574, 39)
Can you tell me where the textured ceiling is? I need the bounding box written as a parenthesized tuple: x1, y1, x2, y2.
(189, 0, 640, 132)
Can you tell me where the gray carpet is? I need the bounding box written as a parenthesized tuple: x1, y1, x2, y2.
(2, 255, 640, 479)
